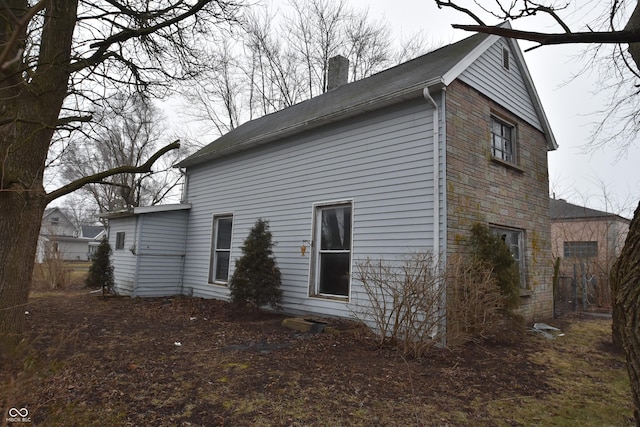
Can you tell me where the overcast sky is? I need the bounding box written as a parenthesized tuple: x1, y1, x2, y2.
(160, 1, 639, 218)
(356, 0, 640, 218)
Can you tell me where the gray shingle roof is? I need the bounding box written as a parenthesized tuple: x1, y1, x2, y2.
(550, 198, 630, 222)
(178, 32, 491, 168)
(81, 225, 105, 239)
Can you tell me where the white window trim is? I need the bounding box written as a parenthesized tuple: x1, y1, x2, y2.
(209, 213, 234, 286)
(309, 199, 354, 301)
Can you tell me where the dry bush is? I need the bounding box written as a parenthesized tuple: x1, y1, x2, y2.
(352, 251, 522, 354)
(444, 254, 505, 347)
(34, 251, 70, 290)
(351, 252, 445, 358)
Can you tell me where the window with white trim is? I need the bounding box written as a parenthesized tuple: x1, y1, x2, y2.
(312, 202, 352, 298)
(491, 116, 516, 164)
(491, 226, 526, 289)
(209, 215, 233, 284)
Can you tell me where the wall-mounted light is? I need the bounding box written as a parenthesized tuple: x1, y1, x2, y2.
(301, 240, 313, 256)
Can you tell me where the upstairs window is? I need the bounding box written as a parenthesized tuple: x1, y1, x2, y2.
(491, 116, 516, 164)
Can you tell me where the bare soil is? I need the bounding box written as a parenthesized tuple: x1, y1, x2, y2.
(0, 289, 631, 426)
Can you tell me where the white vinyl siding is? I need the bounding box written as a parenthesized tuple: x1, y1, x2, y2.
(459, 40, 542, 131)
(182, 98, 441, 318)
(108, 209, 189, 297)
(133, 210, 189, 297)
(109, 217, 137, 295)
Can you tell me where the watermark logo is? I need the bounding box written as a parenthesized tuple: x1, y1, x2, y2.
(6, 407, 31, 423)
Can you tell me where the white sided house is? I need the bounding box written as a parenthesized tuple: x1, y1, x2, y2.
(106, 28, 557, 322)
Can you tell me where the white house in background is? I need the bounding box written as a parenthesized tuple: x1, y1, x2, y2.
(38, 207, 105, 262)
(106, 26, 557, 322)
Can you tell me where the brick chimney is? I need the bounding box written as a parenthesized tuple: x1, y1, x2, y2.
(327, 55, 349, 91)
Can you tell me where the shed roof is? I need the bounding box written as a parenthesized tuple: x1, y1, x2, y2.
(178, 25, 556, 168)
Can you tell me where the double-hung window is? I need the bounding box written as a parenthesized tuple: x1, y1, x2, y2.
(312, 202, 352, 298)
(491, 116, 516, 163)
(210, 215, 233, 284)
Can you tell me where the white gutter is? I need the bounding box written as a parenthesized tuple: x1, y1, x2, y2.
(422, 87, 440, 257)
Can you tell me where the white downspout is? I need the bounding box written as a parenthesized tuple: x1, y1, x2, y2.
(423, 86, 446, 347)
(422, 87, 440, 256)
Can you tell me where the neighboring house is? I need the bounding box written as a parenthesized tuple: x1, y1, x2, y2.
(106, 26, 557, 322)
(81, 225, 107, 258)
(550, 198, 630, 305)
(38, 207, 105, 262)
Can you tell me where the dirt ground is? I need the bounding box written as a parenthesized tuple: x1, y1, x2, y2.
(1, 289, 632, 426)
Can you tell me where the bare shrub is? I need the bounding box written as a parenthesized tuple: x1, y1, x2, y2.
(444, 254, 504, 347)
(351, 252, 445, 358)
(36, 245, 70, 290)
(352, 251, 519, 353)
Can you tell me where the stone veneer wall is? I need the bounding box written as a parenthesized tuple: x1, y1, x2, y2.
(445, 80, 554, 321)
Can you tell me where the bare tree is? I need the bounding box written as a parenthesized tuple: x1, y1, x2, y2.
(433, 0, 640, 422)
(0, 1, 241, 348)
(61, 94, 184, 212)
(185, 0, 432, 134)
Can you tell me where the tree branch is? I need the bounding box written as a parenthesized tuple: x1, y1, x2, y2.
(0, 0, 49, 74)
(451, 24, 640, 48)
(57, 115, 93, 127)
(435, 0, 485, 25)
(46, 140, 180, 203)
(70, 0, 214, 73)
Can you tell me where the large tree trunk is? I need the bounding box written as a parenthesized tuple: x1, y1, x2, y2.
(0, 0, 78, 348)
(610, 202, 640, 425)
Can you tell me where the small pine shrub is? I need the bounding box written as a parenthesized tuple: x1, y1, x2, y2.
(229, 219, 282, 309)
(467, 223, 520, 312)
(86, 237, 114, 293)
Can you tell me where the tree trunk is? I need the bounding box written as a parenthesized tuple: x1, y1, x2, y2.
(610, 202, 640, 425)
(0, 0, 78, 349)
(0, 194, 47, 349)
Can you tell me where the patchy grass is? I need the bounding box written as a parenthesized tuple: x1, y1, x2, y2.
(483, 317, 633, 426)
(0, 290, 633, 426)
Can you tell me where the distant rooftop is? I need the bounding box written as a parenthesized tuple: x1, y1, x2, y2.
(81, 225, 105, 239)
(550, 198, 630, 222)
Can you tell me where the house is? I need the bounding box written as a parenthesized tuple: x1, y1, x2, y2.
(106, 26, 557, 322)
(550, 198, 630, 306)
(38, 207, 105, 262)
